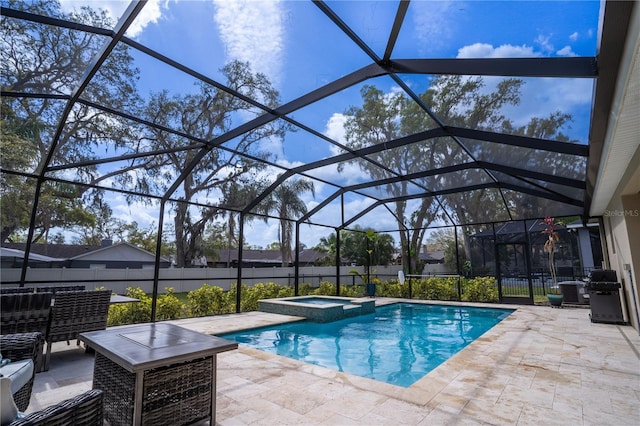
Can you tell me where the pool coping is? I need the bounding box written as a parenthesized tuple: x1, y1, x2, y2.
(242, 299, 526, 401)
(228, 298, 519, 400)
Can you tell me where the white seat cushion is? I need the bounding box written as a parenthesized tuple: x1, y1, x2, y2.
(0, 359, 34, 394)
(0, 377, 19, 426)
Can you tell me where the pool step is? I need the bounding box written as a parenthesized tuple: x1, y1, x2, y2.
(343, 304, 362, 318)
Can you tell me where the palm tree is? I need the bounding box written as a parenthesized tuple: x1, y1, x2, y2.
(266, 177, 315, 266)
(541, 216, 564, 292)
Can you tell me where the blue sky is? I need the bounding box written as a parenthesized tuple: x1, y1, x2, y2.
(58, 0, 601, 249)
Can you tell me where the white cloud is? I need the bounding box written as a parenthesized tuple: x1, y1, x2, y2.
(273, 158, 305, 169)
(534, 34, 554, 53)
(411, 0, 456, 54)
(325, 113, 348, 156)
(457, 43, 540, 58)
(569, 31, 579, 42)
(556, 46, 576, 57)
(258, 135, 285, 160)
(212, 0, 285, 85)
(243, 219, 279, 247)
(455, 43, 594, 137)
(126, 0, 163, 37)
(59, 0, 164, 37)
(531, 78, 593, 109)
(116, 203, 158, 226)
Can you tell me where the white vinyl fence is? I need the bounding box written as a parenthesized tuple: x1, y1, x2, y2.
(0, 265, 403, 295)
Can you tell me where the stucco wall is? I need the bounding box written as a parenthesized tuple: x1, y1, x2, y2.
(602, 191, 640, 332)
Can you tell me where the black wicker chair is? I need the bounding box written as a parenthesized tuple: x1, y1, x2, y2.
(35, 285, 86, 294)
(45, 290, 111, 370)
(8, 389, 103, 426)
(1, 293, 51, 372)
(0, 288, 36, 294)
(0, 332, 42, 412)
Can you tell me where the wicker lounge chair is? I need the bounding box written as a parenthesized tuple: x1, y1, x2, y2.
(35, 285, 86, 294)
(8, 389, 104, 426)
(44, 290, 111, 370)
(0, 332, 42, 412)
(1, 293, 51, 372)
(0, 288, 36, 294)
(0, 286, 85, 295)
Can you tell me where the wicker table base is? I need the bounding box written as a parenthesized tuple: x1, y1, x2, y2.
(81, 323, 237, 426)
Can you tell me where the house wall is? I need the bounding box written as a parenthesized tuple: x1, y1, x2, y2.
(594, 3, 640, 334)
(621, 194, 640, 330)
(68, 260, 170, 269)
(422, 263, 454, 275)
(603, 193, 640, 332)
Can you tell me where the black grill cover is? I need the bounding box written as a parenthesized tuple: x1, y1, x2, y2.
(589, 269, 618, 282)
(586, 282, 621, 291)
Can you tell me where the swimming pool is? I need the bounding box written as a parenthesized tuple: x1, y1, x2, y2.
(220, 303, 513, 387)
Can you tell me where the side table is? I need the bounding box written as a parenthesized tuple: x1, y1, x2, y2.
(80, 323, 237, 426)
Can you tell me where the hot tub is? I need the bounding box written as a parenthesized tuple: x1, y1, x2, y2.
(258, 295, 375, 322)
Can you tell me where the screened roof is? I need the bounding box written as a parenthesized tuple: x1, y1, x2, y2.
(1, 0, 624, 250)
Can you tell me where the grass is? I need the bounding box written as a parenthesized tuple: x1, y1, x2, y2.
(173, 292, 190, 304)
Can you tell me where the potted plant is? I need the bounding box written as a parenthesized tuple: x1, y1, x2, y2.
(541, 216, 564, 307)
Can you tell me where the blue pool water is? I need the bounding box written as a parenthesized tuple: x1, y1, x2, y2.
(221, 303, 513, 387)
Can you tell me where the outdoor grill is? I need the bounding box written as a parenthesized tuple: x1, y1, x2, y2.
(586, 281, 621, 291)
(586, 270, 625, 324)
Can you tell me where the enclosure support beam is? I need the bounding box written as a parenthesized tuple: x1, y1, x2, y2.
(150, 200, 166, 322)
(335, 228, 341, 296)
(294, 222, 301, 296)
(494, 223, 503, 302)
(455, 226, 462, 301)
(235, 215, 245, 313)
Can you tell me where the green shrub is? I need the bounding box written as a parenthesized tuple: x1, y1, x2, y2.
(313, 281, 336, 296)
(242, 282, 292, 311)
(156, 287, 186, 320)
(377, 278, 408, 298)
(108, 275, 501, 327)
(462, 277, 499, 303)
(339, 283, 363, 297)
(412, 277, 459, 301)
(187, 284, 230, 316)
(107, 287, 152, 326)
(298, 283, 314, 295)
(225, 283, 241, 311)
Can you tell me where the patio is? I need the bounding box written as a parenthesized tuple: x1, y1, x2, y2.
(28, 299, 640, 425)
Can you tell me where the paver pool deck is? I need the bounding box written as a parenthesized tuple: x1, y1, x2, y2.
(29, 298, 640, 425)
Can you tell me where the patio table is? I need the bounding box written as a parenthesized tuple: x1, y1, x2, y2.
(109, 294, 140, 304)
(80, 323, 237, 426)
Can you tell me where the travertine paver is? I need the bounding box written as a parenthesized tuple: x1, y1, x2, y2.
(29, 299, 640, 425)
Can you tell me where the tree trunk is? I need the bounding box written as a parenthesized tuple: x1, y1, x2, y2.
(174, 206, 187, 268)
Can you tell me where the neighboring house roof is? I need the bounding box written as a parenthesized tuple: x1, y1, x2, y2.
(0, 247, 62, 262)
(298, 249, 327, 264)
(70, 242, 169, 263)
(419, 250, 445, 263)
(2, 242, 100, 258)
(1, 242, 169, 263)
